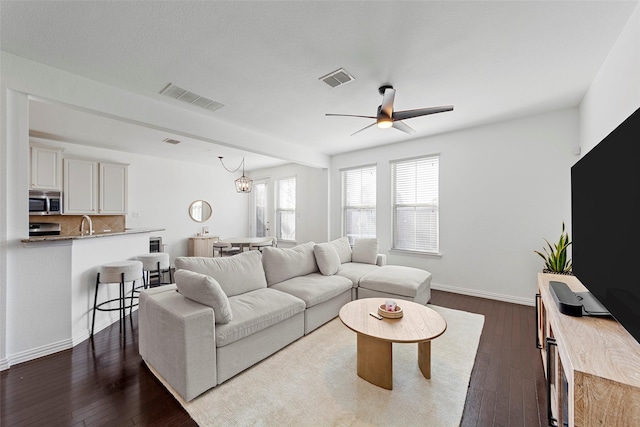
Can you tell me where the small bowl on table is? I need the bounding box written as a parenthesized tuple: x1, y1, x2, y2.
(378, 304, 403, 319)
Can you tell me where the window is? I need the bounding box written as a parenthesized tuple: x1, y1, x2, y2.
(276, 177, 296, 241)
(252, 180, 268, 238)
(391, 155, 439, 253)
(341, 165, 376, 245)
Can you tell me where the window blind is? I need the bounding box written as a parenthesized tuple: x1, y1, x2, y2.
(341, 165, 376, 245)
(391, 156, 439, 253)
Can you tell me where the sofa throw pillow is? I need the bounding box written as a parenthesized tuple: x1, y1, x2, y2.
(262, 241, 319, 286)
(174, 251, 267, 297)
(313, 242, 341, 276)
(352, 238, 378, 265)
(174, 269, 233, 324)
(330, 236, 352, 264)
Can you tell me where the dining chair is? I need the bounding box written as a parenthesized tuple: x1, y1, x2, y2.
(249, 238, 276, 252)
(212, 241, 239, 257)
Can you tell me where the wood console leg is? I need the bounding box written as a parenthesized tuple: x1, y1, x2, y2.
(418, 340, 431, 379)
(357, 333, 393, 389)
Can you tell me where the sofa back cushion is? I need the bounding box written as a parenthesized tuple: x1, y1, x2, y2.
(174, 269, 233, 324)
(352, 238, 379, 265)
(313, 242, 341, 276)
(330, 236, 352, 264)
(262, 241, 318, 285)
(174, 251, 267, 297)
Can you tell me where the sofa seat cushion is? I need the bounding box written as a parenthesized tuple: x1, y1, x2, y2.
(359, 265, 432, 298)
(270, 273, 352, 308)
(336, 262, 381, 287)
(175, 251, 267, 297)
(215, 288, 305, 348)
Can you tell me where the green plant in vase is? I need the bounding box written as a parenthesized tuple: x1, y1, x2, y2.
(534, 222, 573, 274)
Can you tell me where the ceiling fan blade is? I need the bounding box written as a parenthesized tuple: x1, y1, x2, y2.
(392, 120, 416, 134)
(380, 88, 396, 118)
(326, 113, 377, 119)
(351, 122, 376, 136)
(393, 105, 454, 121)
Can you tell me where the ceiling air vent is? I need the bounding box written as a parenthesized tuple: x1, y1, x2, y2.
(163, 138, 181, 145)
(319, 68, 355, 88)
(159, 83, 225, 112)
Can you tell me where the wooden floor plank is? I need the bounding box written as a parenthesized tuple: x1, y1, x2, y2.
(1, 289, 545, 426)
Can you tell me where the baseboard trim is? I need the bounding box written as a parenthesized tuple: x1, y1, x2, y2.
(7, 338, 73, 368)
(432, 282, 535, 306)
(4, 313, 127, 369)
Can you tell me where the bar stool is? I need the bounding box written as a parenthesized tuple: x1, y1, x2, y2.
(90, 260, 143, 340)
(137, 252, 172, 288)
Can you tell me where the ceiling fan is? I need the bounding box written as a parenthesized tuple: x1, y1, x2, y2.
(326, 85, 453, 136)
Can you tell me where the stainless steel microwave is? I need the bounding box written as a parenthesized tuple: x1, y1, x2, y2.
(29, 190, 62, 215)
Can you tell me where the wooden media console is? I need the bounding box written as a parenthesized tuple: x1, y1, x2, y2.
(536, 273, 640, 426)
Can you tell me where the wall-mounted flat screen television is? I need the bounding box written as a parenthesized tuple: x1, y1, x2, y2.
(571, 107, 640, 344)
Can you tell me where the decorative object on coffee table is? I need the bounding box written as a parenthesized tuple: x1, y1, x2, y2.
(377, 300, 403, 318)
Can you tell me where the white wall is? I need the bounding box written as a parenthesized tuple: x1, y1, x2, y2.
(331, 109, 578, 305)
(248, 163, 329, 246)
(580, 2, 640, 155)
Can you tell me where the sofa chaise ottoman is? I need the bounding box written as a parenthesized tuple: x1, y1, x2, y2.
(357, 265, 432, 305)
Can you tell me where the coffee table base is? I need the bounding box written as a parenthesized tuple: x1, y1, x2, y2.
(356, 333, 432, 390)
(418, 340, 431, 379)
(357, 333, 393, 389)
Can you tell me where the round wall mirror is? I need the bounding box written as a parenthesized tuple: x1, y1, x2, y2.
(189, 200, 212, 222)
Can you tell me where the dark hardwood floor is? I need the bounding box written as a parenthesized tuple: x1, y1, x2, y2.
(1, 290, 546, 426)
(432, 291, 547, 427)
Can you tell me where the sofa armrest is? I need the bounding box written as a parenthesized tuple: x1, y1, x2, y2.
(376, 254, 387, 266)
(139, 288, 217, 401)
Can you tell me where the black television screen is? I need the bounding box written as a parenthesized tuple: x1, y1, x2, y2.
(571, 107, 640, 344)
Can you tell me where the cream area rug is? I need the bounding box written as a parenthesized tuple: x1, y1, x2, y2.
(153, 305, 484, 427)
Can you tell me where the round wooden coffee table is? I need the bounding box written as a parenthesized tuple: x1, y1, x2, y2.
(339, 298, 447, 390)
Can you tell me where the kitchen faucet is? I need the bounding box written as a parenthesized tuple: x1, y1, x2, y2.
(80, 215, 94, 236)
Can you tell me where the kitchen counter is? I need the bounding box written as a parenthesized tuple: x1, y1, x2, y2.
(14, 227, 157, 353)
(22, 227, 164, 243)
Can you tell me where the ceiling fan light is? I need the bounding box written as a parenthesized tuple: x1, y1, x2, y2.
(377, 118, 393, 129)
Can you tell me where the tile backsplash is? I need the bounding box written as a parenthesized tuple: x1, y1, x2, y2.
(30, 215, 126, 236)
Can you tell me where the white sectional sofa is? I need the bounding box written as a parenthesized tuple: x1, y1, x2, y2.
(139, 237, 430, 401)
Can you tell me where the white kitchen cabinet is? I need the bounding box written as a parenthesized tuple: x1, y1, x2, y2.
(64, 158, 99, 214)
(99, 163, 128, 214)
(64, 158, 129, 215)
(30, 145, 63, 190)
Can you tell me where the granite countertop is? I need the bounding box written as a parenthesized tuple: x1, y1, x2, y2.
(22, 228, 165, 243)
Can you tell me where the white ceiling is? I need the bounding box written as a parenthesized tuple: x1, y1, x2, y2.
(1, 1, 637, 169)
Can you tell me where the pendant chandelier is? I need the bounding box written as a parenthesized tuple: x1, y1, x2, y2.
(218, 156, 253, 193)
